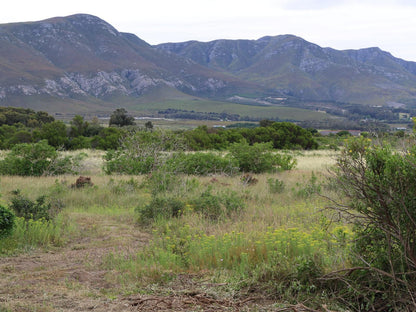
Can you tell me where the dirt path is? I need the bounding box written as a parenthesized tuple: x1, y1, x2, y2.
(0, 213, 151, 312)
(0, 214, 286, 312)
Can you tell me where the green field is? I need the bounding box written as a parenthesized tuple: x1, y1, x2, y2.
(3, 92, 331, 123)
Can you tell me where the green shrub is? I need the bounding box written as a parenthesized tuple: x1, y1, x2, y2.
(275, 153, 297, 170)
(164, 152, 239, 176)
(229, 140, 296, 173)
(144, 170, 183, 196)
(330, 137, 416, 309)
(9, 190, 55, 221)
(0, 140, 82, 176)
(136, 196, 185, 223)
(103, 129, 186, 174)
(104, 150, 155, 174)
(191, 187, 245, 220)
(0, 205, 15, 238)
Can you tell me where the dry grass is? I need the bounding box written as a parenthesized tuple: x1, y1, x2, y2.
(292, 150, 338, 171)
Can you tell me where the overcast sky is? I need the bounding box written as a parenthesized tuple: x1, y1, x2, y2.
(2, 0, 416, 61)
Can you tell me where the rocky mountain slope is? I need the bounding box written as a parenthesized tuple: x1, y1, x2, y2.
(0, 14, 259, 112)
(157, 35, 416, 107)
(1, 14, 416, 116)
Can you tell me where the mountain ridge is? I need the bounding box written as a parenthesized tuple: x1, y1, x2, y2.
(156, 35, 416, 106)
(1, 13, 416, 118)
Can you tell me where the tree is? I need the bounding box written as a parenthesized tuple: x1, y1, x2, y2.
(109, 108, 135, 127)
(85, 117, 103, 136)
(91, 127, 126, 150)
(36, 121, 68, 148)
(145, 121, 154, 131)
(69, 115, 89, 137)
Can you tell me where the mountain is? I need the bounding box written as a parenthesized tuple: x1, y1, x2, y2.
(1, 14, 416, 119)
(0, 14, 261, 114)
(156, 35, 416, 107)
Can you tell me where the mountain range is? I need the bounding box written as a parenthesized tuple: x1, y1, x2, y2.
(1, 14, 416, 119)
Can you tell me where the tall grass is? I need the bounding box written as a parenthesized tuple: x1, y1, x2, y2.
(0, 150, 349, 306)
(98, 155, 351, 304)
(0, 213, 72, 254)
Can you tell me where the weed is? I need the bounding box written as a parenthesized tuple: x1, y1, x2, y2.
(145, 170, 183, 196)
(294, 172, 322, 198)
(267, 178, 285, 193)
(108, 177, 141, 195)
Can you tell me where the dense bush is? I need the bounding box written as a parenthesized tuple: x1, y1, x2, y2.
(229, 140, 296, 173)
(103, 129, 186, 175)
(136, 196, 185, 223)
(0, 107, 54, 127)
(164, 152, 239, 176)
(191, 188, 245, 220)
(104, 150, 155, 174)
(0, 140, 82, 176)
(0, 205, 15, 238)
(35, 121, 69, 148)
(9, 190, 54, 221)
(184, 121, 318, 150)
(91, 127, 126, 150)
(109, 108, 135, 127)
(330, 137, 416, 310)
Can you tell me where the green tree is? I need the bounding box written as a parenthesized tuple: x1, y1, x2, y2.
(69, 115, 89, 137)
(259, 119, 275, 127)
(36, 121, 68, 148)
(109, 108, 135, 127)
(35, 110, 55, 124)
(92, 127, 126, 150)
(85, 116, 103, 136)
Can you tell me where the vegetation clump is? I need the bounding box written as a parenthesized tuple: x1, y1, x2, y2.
(109, 108, 135, 127)
(328, 137, 416, 310)
(0, 140, 84, 176)
(9, 190, 55, 221)
(0, 205, 15, 238)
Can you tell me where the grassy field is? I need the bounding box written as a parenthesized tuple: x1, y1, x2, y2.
(0, 150, 348, 311)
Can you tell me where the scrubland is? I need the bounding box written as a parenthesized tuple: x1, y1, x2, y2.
(0, 150, 354, 311)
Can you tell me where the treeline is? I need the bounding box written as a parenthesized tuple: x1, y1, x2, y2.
(0, 113, 125, 150)
(184, 122, 318, 150)
(0, 107, 54, 127)
(0, 107, 318, 151)
(158, 109, 240, 121)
